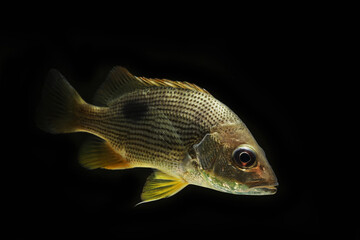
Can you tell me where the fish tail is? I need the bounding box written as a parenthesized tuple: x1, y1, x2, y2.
(36, 69, 86, 134)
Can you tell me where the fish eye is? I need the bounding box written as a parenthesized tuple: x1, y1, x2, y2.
(232, 146, 257, 168)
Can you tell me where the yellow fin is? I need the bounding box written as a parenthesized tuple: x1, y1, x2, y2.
(93, 66, 210, 106)
(79, 136, 131, 170)
(136, 76, 210, 94)
(139, 171, 188, 204)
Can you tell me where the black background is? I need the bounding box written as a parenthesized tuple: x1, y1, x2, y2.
(3, 28, 330, 238)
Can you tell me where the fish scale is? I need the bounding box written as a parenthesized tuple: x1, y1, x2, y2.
(87, 87, 240, 173)
(37, 66, 278, 204)
(82, 85, 240, 171)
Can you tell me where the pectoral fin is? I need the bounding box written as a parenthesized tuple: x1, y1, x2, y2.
(139, 171, 188, 204)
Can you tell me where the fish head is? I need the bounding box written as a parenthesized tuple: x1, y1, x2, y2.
(193, 123, 278, 195)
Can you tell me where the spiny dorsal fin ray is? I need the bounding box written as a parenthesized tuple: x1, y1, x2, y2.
(93, 66, 210, 106)
(138, 170, 188, 204)
(136, 76, 209, 95)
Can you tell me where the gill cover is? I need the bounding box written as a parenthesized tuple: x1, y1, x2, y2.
(193, 133, 221, 170)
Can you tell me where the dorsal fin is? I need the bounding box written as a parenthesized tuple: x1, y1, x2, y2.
(93, 67, 145, 106)
(93, 66, 210, 106)
(136, 77, 210, 95)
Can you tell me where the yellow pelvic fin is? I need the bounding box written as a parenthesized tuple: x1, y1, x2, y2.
(79, 136, 131, 170)
(139, 171, 188, 204)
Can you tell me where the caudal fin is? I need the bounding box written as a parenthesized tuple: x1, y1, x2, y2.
(36, 69, 86, 134)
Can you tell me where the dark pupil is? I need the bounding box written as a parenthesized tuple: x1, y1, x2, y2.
(239, 152, 251, 163)
(233, 148, 256, 168)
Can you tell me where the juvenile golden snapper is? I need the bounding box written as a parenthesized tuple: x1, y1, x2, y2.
(37, 67, 278, 204)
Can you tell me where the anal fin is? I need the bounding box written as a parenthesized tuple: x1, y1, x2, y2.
(79, 136, 130, 170)
(139, 170, 188, 204)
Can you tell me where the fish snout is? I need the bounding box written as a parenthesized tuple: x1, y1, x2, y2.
(245, 163, 278, 193)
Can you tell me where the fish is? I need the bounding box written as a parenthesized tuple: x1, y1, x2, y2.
(36, 66, 278, 204)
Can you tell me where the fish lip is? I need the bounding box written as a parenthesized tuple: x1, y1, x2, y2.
(245, 180, 278, 194)
(247, 180, 278, 188)
(253, 185, 277, 191)
(250, 182, 278, 194)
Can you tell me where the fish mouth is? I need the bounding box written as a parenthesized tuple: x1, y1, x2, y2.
(246, 181, 278, 195)
(251, 185, 277, 194)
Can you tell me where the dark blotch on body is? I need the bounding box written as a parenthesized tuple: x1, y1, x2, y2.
(122, 100, 149, 121)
